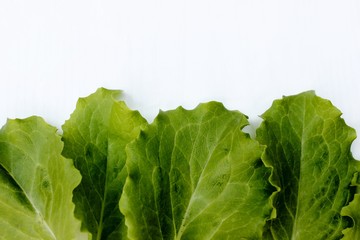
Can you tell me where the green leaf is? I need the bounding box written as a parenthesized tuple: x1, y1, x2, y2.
(0, 116, 81, 240)
(256, 91, 358, 239)
(341, 171, 360, 239)
(62, 88, 147, 240)
(120, 102, 275, 239)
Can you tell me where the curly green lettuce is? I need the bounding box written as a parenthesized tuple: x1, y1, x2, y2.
(62, 88, 147, 239)
(257, 91, 359, 240)
(0, 116, 82, 240)
(120, 102, 275, 239)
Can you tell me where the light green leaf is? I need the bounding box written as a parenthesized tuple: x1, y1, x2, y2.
(120, 102, 275, 239)
(256, 91, 358, 239)
(62, 88, 147, 239)
(0, 116, 81, 240)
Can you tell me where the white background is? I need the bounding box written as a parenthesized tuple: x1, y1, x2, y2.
(0, 0, 359, 158)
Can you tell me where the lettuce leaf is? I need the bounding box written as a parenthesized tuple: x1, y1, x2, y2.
(120, 102, 275, 239)
(256, 91, 358, 239)
(62, 88, 147, 239)
(0, 116, 81, 239)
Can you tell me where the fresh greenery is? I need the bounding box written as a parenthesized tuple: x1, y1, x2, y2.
(256, 91, 358, 239)
(120, 102, 275, 239)
(61, 88, 147, 239)
(0, 88, 358, 240)
(0, 117, 82, 239)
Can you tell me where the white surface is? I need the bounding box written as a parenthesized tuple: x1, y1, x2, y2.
(0, 0, 359, 158)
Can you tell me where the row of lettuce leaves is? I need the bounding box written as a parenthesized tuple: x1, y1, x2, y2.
(0, 88, 359, 239)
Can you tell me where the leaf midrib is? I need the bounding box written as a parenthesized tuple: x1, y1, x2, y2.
(173, 115, 237, 240)
(290, 97, 307, 240)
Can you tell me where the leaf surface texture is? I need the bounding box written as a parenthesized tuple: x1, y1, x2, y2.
(120, 102, 275, 239)
(256, 91, 358, 239)
(0, 116, 81, 240)
(62, 88, 147, 239)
